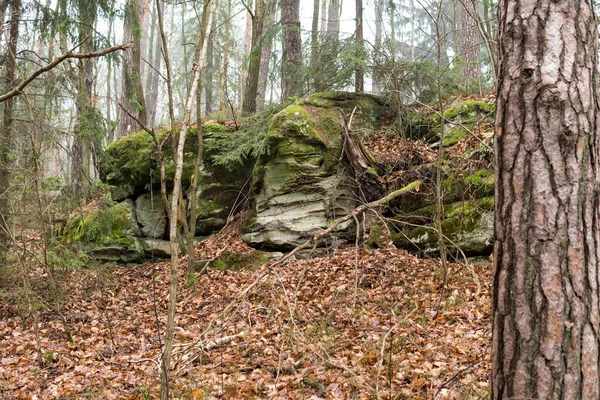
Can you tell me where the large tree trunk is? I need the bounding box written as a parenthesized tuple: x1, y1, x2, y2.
(119, 0, 147, 138)
(0, 0, 21, 266)
(281, 0, 302, 100)
(459, 0, 479, 82)
(241, 0, 265, 115)
(492, 0, 600, 398)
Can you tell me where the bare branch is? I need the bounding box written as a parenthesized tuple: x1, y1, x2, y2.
(0, 43, 132, 103)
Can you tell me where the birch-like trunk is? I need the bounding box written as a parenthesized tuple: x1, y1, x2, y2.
(159, 0, 218, 397)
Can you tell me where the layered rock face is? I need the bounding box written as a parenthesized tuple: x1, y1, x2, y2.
(241, 93, 389, 250)
(63, 94, 496, 263)
(63, 122, 253, 262)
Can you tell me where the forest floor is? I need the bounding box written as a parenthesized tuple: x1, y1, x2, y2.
(0, 216, 491, 400)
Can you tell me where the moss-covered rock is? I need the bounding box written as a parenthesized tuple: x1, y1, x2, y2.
(393, 197, 494, 257)
(62, 201, 145, 263)
(243, 93, 389, 250)
(427, 99, 495, 148)
(210, 251, 268, 271)
(99, 122, 254, 236)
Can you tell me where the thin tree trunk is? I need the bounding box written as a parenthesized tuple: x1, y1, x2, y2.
(458, 0, 479, 82)
(0, 0, 20, 266)
(354, 0, 364, 93)
(257, 0, 276, 107)
(372, 0, 384, 94)
(148, 0, 163, 127)
(320, 0, 327, 32)
(119, 0, 148, 138)
(281, 0, 302, 100)
(492, 0, 600, 397)
(242, 0, 265, 115)
(159, 0, 218, 397)
(310, 0, 319, 91)
(327, 0, 340, 36)
(219, 0, 232, 110)
(205, 34, 214, 115)
(240, 0, 253, 108)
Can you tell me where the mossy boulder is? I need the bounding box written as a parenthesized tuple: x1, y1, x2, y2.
(210, 251, 268, 271)
(427, 100, 495, 147)
(100, 122, 253, 235)
(243, 93, 388, 250)
(62, 201, 145, 263)
(393, 196, 494, 257)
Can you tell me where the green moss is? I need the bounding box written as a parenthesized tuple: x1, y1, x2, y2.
(100, 121, 238, 198)
(63, 203, 133, 245)
(439, 197, 494, 235)
(210, 251, 268, 271)
(442, 100, 495, 123)
(442, 125, 469, 147)
(365, 222, 388, 249)
(464, 169, 494, 197)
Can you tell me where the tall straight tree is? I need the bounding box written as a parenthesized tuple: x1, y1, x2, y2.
(241, 0, 265, 115)
(257, 0, 277, 107)
(310, 0, 319, 90)
(354, 0, 363, 92)
(281, 0, 302, 100)
(0, 0, 21, 266)
(459, 0, 479, 82)
(119, 0, 147, 138)
(492, 0, 600, 397)
(372, 0, 384, 94)
(71, 0, 98, 197)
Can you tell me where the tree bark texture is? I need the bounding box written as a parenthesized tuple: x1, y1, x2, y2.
(492, 0, 600, 398)
(119, 0, 147, 138)
(459, 0, 479, 81)
(281, 0, 302, 100)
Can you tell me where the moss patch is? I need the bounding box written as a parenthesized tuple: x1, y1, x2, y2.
(210, 251, 268, 271)
(63, 203, 133, 245)
(100, 122, 245, 198)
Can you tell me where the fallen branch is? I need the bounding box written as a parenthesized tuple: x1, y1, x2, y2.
(176, 181, 422, 366)
(173, 331, 246, 373)
(0, 42, 132, 103)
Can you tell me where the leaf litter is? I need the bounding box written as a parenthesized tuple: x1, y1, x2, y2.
(1, 218, 490, 400)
